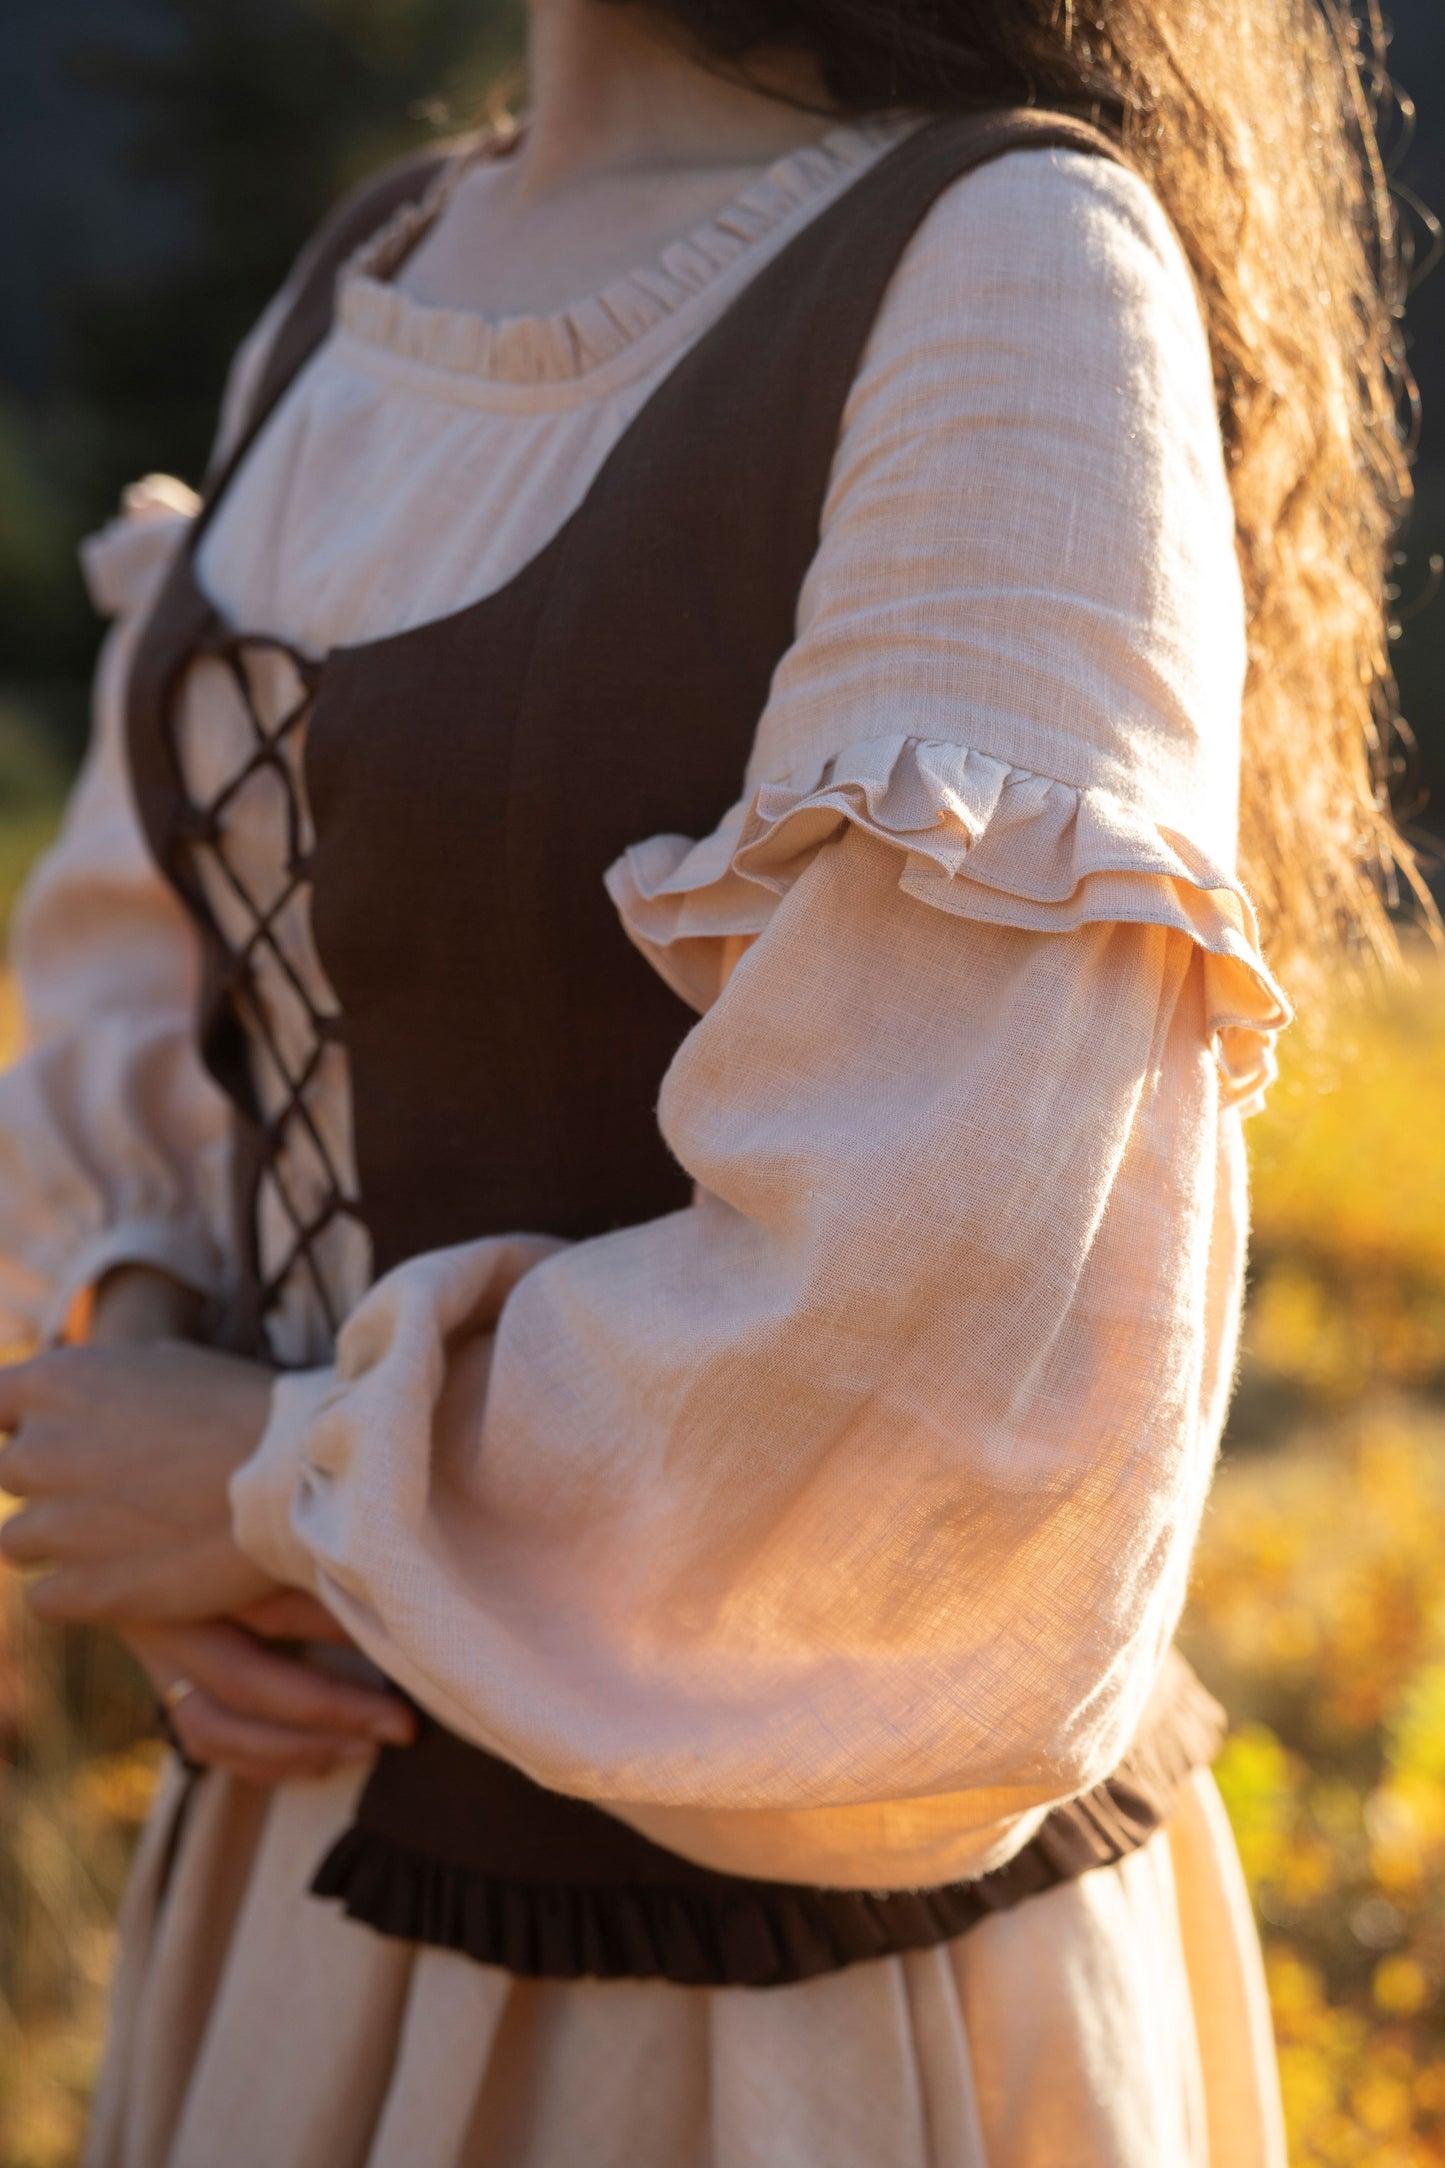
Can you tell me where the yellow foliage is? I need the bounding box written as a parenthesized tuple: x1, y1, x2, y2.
(74, 1744, 163, 1830)
(1250, 960, 1445, 1284)
(1375, 1958, 1431, 2019)
(1241, 959, 1445, 1406)
(0, 973, 18, 1071)
(1181, 959, 1445, 2164)
(0, 1567, 154, 2166)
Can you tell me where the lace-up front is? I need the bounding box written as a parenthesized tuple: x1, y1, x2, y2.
(168, 625, 369, 1364)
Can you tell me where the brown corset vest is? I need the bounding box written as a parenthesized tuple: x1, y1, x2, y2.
(125, 109, 1226, 1986)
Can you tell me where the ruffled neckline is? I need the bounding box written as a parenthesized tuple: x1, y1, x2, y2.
(337, 114, 915, 387)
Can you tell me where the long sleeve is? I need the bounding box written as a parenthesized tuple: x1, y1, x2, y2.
(230, 145, 1290, 1889)
(0, 256, 315, 1351)
(0, 481, 235, 1346)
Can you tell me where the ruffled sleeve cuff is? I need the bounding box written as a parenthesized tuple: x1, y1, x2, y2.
(79, 474, 199, 622)
(606, 734, 1291, 1114)
(229, 1365, 328, 1594)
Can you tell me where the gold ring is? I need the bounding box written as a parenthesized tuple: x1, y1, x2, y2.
(161, 1677, 198, 1711)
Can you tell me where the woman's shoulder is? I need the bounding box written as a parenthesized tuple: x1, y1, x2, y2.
(871, 134, 1209, 386)
(932, 135, 1183, 249)
(303, 134, 481, 285)
(207, 135, 481, 470)
(839, 129, 1232, 615)
(767, 125, 1244, 853)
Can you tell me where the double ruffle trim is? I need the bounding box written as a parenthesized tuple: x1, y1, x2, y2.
(606, 733, 1292, 1113)
(310, 1660, 1226, 1989)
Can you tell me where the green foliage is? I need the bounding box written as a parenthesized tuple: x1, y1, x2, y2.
(0, 404, 83, 679)
(2, 0, 524, 701)
(0, 407, 68, 604)
(0, 704, 73, 932)
(65, 0, 524, 501)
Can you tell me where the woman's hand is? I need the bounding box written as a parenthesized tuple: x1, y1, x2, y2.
(0, 1338, 278, 1624)
(128, 1616, 416, 1784)
(0, 1268, 418, 1780)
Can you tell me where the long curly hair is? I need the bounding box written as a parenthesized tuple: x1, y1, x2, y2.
(610, 0, 1426, 990)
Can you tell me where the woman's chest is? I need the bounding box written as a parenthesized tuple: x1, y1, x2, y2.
(193, 345, 679, 660)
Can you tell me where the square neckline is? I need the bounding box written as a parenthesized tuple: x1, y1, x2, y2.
(333, 112, 918, 393)
(177, 108, 1124, 680)
(180, 113, 937, 672)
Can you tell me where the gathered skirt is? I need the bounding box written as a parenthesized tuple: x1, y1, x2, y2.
(82, 1759, 1285, 2168)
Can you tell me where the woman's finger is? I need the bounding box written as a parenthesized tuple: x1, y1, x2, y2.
(0, 1501, 61, 1566)
(23, 1535, 275, 1628)
(168, 1688, 378, 1786)
(0, 1349, 95, 1440)
(0, 1406, 92, 1499)
(0, 1493, 155, 1569)
(126, 1619, 414, 1746)
(184, 1623, 415, 1745)
(0, 1431, 27, 1495)
(0, 1417, 53, 1498)
(233, 1590, 356, 1645)
(0, 1354, 43, 1436)
(126, 1630, 364, 1784)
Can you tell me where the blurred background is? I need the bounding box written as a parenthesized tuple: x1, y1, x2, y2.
(0, 3, 1444, 2162)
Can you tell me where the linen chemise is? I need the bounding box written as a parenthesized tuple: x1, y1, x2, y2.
(0, 115, 1289, 2166)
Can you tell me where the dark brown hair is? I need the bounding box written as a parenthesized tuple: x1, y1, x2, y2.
(614, 0, 1426, 990)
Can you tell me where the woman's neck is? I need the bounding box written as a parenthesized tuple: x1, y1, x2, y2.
(513, 0, 838, 200)
(395, 0, 849, 318)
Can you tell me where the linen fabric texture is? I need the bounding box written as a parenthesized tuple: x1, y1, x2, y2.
(0, 114, 1287, 2163)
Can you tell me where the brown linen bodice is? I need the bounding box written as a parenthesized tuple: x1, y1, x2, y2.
(124, 108, 1227, 1986)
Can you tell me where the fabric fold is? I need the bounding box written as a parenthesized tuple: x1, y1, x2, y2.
(606, 732, 1290, 1113)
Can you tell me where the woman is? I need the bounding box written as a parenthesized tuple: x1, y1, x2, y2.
(0, 0, 1416, 2156)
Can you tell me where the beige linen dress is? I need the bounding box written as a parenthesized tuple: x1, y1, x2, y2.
(0, 115, 1290, 2165)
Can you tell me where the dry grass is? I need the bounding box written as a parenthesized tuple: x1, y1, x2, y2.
(0, 886, 168, 2163)
(0, 1591, 158, 2167)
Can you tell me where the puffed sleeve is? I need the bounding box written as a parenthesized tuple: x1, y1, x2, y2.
(0, 479, 237, 1346)
(230, 148, 1290, 1887)
(0, 266, 309, 1350)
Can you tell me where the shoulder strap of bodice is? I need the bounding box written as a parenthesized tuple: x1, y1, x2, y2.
(493, 105, 1134, 778)
(692, 103, 1132, 610)
(200, 139, 463, 513)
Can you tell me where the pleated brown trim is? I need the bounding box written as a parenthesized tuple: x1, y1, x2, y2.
(310, 1654, 1226, 1987)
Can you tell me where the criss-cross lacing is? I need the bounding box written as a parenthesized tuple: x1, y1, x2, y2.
(172, 629, 362, 1344)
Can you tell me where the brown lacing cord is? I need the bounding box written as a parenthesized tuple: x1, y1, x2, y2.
(171, 628, 363, 1345)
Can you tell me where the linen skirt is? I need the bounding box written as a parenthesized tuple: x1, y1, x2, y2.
(83, 1758, 1285, 2167)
